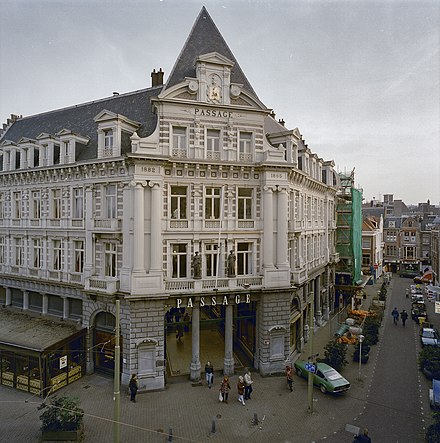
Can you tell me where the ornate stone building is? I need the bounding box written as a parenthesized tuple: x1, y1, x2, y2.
(0, 7, 339, 392)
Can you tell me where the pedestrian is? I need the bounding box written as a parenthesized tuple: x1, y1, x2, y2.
(353, 427, 372, 442)
(391, 307, 399, 325)
(219, 375, 231, 403)
(400, 309, 408, 327)
(129, 374, 138, 403)
(286, 365, 293, 392)
(237, 375, 246, 405)
(175, 323, 183, 341)
(205, 361, 214, 388)
(244, 368, 253, 400)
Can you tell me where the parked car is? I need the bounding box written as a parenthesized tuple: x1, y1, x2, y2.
(421, 328, 440, 347)
(411, 293, 424, 303)
(412, 301, 428, 322)
(293, 360, 350, 394)
(429, 379, 440, 408)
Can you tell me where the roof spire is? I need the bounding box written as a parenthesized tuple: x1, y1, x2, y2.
(164, 7, 257, 97)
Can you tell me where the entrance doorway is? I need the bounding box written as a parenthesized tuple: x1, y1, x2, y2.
(93, 312, 122, 375)
(164, 303, 256, 377)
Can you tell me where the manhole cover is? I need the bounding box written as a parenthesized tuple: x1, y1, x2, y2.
(216, 414, 222, 419)
(83, 385, 90, 389)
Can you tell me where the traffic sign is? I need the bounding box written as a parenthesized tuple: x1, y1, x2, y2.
(305, 363, 316, 373)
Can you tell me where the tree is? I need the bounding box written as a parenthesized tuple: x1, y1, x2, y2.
(322, 340, 348, 371)
(40, 395, 84, 432)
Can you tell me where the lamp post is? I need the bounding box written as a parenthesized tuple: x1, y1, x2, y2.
(358, 334, 365, 381)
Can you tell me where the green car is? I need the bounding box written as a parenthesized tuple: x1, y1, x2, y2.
(293, 360, 351, 394)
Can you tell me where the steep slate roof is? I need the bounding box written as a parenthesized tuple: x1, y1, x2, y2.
(165, 6, 258, 98)
(0, 87, 161, 160)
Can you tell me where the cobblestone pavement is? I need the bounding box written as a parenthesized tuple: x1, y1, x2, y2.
(1, 275, 426, 443)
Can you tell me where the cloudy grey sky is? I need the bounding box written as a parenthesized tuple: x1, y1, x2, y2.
(0, 0, 439, 205)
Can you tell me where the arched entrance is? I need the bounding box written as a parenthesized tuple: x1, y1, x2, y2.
(93, 311, 122, 375)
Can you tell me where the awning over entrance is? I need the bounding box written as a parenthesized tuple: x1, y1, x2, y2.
(0, 309, 87, 395)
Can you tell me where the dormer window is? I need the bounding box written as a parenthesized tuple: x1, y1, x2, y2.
(104, 129, 114, 152)
(95, 110, 140, 159)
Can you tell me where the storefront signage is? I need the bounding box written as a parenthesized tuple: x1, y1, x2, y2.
(176, 294, 251, 309)
(59, 355, 67, 369)
(194, 108, 233, 118)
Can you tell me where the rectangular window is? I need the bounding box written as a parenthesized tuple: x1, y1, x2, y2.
(74, 240, 84, 273)
(362, 254, 371, 266)
(362, 238, 371, 248)
(104, 243, 117, 277)
(105, 184, 117, 219)
(53, 239, 63, 271)
(239, 131, 252, 161)
(172, 243, 187, 278)
(172, 126, 187, 153)
(31, 190, 41, 219)
(170, 186, 187, 219)
(238, 188, 252, 220)
(73, 188, 84, 219)
(0, 236, 5, 264)
(13, 191, 22, 219)
(237, 242, 252, 275)
(52, 189, 62, 219)
(33, 238, 42, 268)
(205, 244, 219, 277)
(15, 237, 23, 266)
(205, 187, 221, 219)
(206, 129, 220, 160)
(0, 192, 4, 219)
(104, 129, 113, 149)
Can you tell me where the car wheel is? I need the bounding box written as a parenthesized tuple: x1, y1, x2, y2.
(296, 368, 303, 377)
(320, 384, 327, 394)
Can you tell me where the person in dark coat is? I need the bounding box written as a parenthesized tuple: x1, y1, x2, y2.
(391, 307, 399, 325)
(129, 374, 138, 403)
(400, 309, 408, 326)
(205, 361, 214, 388)
(286, 365, 293, 392)
(353, 428, 372, 442)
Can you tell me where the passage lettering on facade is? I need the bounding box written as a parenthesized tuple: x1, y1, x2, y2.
(176, 294, 251, 308)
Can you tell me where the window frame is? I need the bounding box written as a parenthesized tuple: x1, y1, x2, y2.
(170, 186, 187, 220)
(105, 184, 117, 219)
(204, 187, 221, 220)
(237, 188, 253, 220)
(73, 240, 85, 273)
(171, 243, 188, 279)
(104, 242, 117, 277)
(52, 239, 63, 271)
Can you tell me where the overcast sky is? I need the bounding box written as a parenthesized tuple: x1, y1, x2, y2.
(0, 0, 439, 205)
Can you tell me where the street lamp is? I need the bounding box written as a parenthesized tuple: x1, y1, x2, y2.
(358, 334, 365, 381)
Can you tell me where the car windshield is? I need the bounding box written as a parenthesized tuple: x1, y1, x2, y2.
(323, 369, 342, 381)
(423, 330, 437, 338)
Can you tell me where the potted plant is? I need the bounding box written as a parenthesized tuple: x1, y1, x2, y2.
(320, 340, 348, 371)
(419, 347, 440, 380)
(40, 395, 84, 441)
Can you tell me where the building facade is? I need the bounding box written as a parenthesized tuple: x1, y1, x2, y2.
(0, 8, 340, 392)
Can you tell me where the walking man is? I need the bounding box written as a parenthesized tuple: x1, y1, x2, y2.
(129, 374, 138, 403)
(391, 307, 399, 325)
(400, 309, 408, 327)
(286, 365, 293, 392)
(205, 361, 214, 388)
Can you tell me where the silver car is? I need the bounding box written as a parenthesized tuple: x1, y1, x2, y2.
(421, 328, 440, 347)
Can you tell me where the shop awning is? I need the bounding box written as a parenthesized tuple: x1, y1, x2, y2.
(0, 309, 85, 353)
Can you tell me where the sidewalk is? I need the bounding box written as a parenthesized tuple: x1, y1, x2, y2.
(0, 278, 388, 443)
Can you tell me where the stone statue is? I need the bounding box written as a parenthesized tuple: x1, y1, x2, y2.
(192, 251, 202, 279)
(227, 250, 236, 277)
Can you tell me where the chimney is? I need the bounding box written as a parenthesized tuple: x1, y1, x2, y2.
(151, 68, 164, 87)
(270, 110, 276, 119)
(278, 118, 285, 126)
(113, 92, 119, 96)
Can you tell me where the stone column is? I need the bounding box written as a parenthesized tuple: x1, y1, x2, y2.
(132, 182, 145, 273)
(190, 305, 201, 382)
(223, 303, 234, 375)
(84, 185, 94, 278)
(22, 290, 29, 310)
(42, 293, 48, 314)
(276, 187, 289, 267)
(62, 296, 69, 320)
(149, 182, 162, 272)
(263, 186, 274, 268)
(5, 287, 11, 306)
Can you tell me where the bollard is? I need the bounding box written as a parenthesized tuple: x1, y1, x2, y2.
(252, 413, 259, 425)
(167, 427, 173, 442)
(211, 418, 216, 434)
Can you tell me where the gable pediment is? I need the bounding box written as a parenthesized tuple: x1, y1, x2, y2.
(196, 52, 234, 68)
(94, 109, 118, 122)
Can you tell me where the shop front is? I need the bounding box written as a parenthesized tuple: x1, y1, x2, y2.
(0, 309, 87, 396)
